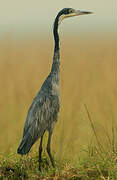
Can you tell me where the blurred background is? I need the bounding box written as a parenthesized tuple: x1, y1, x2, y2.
(0, 0, 117, 161)
(0, 0, 117, 36)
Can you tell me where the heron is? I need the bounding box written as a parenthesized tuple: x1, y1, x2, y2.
(17, 8, 92, 170)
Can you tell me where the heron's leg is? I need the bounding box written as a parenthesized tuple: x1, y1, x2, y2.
(46, 130, 55, 167)
(39, 132, 45, 171)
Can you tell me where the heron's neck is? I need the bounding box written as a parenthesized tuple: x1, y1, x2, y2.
(53, 16, 60, 51)
(50, 16, 60, 84)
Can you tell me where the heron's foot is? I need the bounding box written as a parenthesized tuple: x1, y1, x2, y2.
(38, 157, 50, 171)
(51, 159, 55, 168)
(47, 147, 55, 168)
(39, 164, 42, 172)
(39, 158, 42, 171)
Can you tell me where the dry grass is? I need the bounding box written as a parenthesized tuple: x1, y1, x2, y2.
(0, 34, 117, 163)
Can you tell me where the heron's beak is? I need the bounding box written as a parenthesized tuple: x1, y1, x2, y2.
(75, 10, 93, 16)
(59, 10, 93, 22)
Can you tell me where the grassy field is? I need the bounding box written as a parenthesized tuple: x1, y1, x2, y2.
(0, 34, 117, 179)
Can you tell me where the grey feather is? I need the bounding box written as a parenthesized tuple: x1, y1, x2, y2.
(17, 51, 60, 155)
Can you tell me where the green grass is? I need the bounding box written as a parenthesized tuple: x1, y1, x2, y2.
(0, 143, 117, 179)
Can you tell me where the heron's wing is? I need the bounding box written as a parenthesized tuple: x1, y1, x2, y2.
(17, 95, 49, 154)
(18, 92, 59, 154)
(23, 94, 50, 139)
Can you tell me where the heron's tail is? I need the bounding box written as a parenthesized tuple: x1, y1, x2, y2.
(17, 134, 34, 155)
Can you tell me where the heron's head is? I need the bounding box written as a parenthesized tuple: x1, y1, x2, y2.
(57, 8, 93, 25)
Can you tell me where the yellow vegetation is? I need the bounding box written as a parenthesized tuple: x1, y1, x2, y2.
(0, 35, 117, 161)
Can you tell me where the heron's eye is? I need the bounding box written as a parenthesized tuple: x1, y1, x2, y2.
(69, 9, 74, 13)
